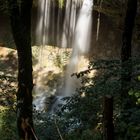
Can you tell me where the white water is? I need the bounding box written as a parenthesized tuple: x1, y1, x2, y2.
(62, 0, 93, 96)
(74, 0, 93, 54)
(34, 0, 94, 111)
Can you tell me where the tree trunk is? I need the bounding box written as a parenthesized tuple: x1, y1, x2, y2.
(8, 0, 37, 139)
(103, 96, 114, 140)
(121, 0, 137, 104)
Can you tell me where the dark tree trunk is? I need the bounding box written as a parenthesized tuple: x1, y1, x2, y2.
(121, 0, 137, 103)
(103, 96, 114, 140)
(8, 0, 37, 139)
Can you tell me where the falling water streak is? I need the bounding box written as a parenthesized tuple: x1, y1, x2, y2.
(36, 0, 44, 44)
(36, 0, 53, 69)
(62, 0, 93, 96)
(96, 0, 103, 41)
(74, 0, 93, 54)
(39, 0, 47, 67)
(43, 0, 50, 45)
(69, 0, 77, 44)
(57, 6, 63, 47)
(52, 1, 56, 45)
(36, 0, 48, 68)
(61, 0, 71, 48)
(36, 0, 44, 68)
(61, 0, 81, 48)
(34, 0, 52, 111)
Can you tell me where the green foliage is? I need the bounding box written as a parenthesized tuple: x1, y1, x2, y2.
(54, 54, 62, 68)
(0, 0, 21, 13)
(57, 0, 65, 8)
(115, 108, 140, 140)
(129, 89, 140, 105)
(65, 129, 102, 140)
(0, 68, 17, 139)
(33, 58, 140, 139)
(0, 0, 8, 13)
(34, 59, 122, 139)
(53, 50, 70, 69)
(62, 58, 140, 139)
(0, 108, 17, 140)
(33, 113, 60, 140)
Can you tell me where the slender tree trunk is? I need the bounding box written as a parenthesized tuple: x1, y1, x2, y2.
(103, 96, 114, 140)
(121, 0, 137, 105)
(8, 0, 37, 139)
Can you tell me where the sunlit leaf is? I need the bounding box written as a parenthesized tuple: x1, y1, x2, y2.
(135, 92, 140, 98)
(128, 89, 134, 96)
(138, 75, 140, 81)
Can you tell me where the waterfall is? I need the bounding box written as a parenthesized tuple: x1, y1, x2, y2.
(62, 0, 93, 96)
(74, 0, 93, 54)
(61, 0, 81, 48)
(33, 0, 94, 111)
(36, 0, 51, 45)
(34, 0, 52, 111)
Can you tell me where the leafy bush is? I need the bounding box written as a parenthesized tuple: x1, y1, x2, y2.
(33, 58, 140, 140)
(53, 50, 70, 70)
(0, 108, 17, 140)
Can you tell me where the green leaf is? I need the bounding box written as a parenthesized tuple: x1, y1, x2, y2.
(135, 92, 140, 98)
(138, 76, 140, 81)
(136, 98, 140, 105)
(128, 89, 134, 96)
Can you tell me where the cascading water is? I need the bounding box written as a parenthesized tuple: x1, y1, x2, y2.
(34, 0, 52, 111)
(61, 0, 81, 48)
(74, 0, 93, 54)
(36, 0, 51, 45)
(33, 0, 94, 112)
(62, 0, 93, 96)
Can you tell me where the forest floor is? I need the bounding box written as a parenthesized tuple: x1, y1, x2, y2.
(0, 46, 17, 107)
(0, 46, 17, 139)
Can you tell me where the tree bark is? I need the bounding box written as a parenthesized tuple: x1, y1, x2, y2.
(103, 96, 114, 140)
(121, 0, 137, 102)
(8, 0, 37, 139)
